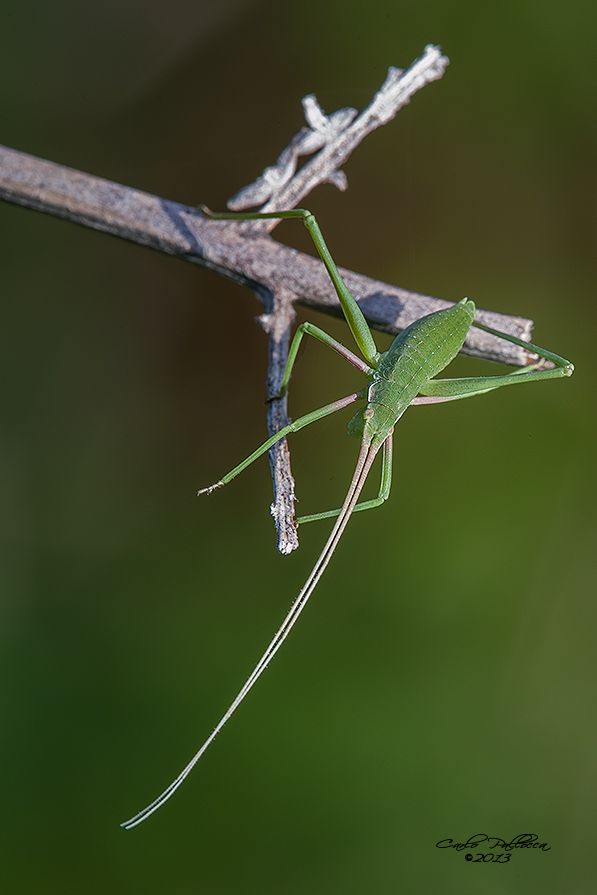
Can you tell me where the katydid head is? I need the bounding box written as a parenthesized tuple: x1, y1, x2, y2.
(347, 406, 367, 439)
(121, 199, 574, 829)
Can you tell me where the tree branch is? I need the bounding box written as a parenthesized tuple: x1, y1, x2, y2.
(0, 46, 535, 553)
(228, 44, 451, 233)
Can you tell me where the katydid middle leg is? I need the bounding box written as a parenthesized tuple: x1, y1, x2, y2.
(275, 321, 373, 400)
(123, 203, 574, 829)
(197, 390, 365, 495)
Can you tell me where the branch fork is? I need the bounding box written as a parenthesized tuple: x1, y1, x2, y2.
(0, 45, 535, 554)
(223, 45, 451, 551)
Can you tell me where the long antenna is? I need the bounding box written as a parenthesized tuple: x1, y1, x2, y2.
(121, 439, 380, 829)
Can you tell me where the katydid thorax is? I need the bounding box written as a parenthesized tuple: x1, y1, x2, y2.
(121, 208, 573, 828)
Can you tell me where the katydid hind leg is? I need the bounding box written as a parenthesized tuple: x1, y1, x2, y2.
(413, 317, 573, 403)
(201, 207, 380, 367)
(473, 320, 574, 373)
(418, 361, 573, 401)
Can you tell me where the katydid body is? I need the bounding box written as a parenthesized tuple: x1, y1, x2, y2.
(121, 209, 573, 829)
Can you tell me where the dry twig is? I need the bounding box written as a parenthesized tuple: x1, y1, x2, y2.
(0, 45, 535, 553)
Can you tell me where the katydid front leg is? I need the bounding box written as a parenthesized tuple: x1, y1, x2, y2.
(121, 209, 573, 829)
(121, 298, 477, 829)
(298, 431, 393, 524)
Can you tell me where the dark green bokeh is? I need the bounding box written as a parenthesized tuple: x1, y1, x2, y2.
(1, 1, 595, 892)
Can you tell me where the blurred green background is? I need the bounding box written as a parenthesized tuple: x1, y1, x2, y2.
(0, 1, 595, 892)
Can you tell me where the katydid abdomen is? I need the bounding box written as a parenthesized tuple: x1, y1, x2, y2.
(365, 298, 477, 445)
(121, 208, 572, 829)
(121, 300, 480, 828)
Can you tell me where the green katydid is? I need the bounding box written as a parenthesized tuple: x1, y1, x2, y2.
(121, 208, 573, 829)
